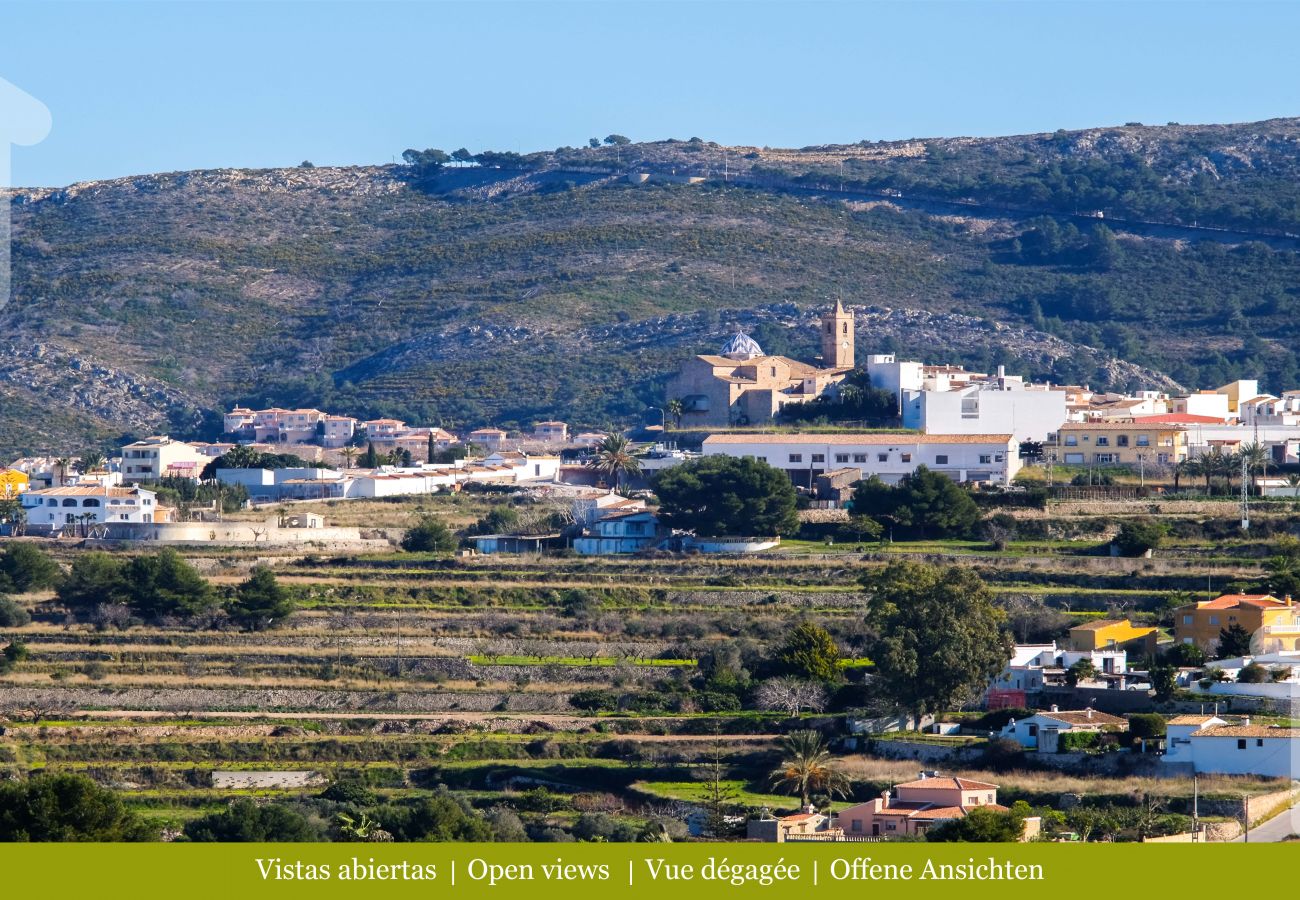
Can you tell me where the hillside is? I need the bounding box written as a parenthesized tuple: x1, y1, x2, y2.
(5, 118, 1300, 454)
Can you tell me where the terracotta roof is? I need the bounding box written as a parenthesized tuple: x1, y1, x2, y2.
(701, 433, 1011, 446)
(1167, 715, 1223, 726)
(1133, 414, 1227, 425)
(778, 813, 820, 823)
(596, 509, 656, 521)
(1071, 619, 1127, 631)
(1199, 594, 1285, 610)
(27, 486, 144, 497)
(894, 777, 999, 791)
(1038, 709, 1127, 727)
(908, 806, 967, 821)
(1192, 725, 1300, 739)
(1058, 421, 1184, 431)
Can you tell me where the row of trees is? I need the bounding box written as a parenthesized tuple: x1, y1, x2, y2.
(57, 550, 293, 630)
(1174, 444, 1286, 495)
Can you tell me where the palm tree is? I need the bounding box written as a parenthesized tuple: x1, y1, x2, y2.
(340, 447, 357, 470)
(81, 450, 106, 473)
(586, 434, 642, 491)
(1172, 459, 1190, 492)
(665, 398, 685, 429)
(1239, 442, 1269, 495)
(53, 457, 72, 487)
(1286, 473, 1300, 498)
(768, 729, 851, 809)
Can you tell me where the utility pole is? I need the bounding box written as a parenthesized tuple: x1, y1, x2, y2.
(1240, 451, 1250, 531)
(1192, 774, 1199, 842)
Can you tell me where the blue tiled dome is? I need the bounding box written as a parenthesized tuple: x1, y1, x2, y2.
(720, 331, 764, 360)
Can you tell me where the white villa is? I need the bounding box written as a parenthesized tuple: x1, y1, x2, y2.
(22, 485, 164, 530)
(120, 436, 210, 481)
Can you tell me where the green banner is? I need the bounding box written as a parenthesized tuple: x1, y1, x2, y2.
(0, 843, 1294, 898)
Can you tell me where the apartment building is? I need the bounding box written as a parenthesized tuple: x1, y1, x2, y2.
(700, 432, 1021, 486)
(120, 436, 210, 481)
(1172, 593, 1300, 653)
(1053, 422, 1188, 466)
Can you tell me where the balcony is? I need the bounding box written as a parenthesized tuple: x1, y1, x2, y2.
(1262, 623, 1300, 634)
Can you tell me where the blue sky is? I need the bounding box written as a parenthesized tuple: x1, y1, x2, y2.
(4, 0, 1299, 187)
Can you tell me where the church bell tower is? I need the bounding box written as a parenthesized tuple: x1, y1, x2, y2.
(821, 299, 854, 369)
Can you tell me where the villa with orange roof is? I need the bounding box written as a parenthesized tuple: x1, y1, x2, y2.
(1173, 593, 1300, 652)
(834, 772, 1039, 840)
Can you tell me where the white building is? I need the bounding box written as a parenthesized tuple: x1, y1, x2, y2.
(1164, 715, 1299, 778)
(573, 509, 661, 555)
(999, 707, 1127, 751)
(866, 355, 1067, 443)
(22, 485, 161, 528)
(902, 386, 1066, 444)
(700, 433, 1021, 486)
(119, 436, 210, 481)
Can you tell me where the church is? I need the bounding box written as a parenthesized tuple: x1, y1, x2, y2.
(666, 301, 855, 427)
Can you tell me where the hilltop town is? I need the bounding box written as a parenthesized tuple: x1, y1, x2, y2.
(1, 301, 1297, 844)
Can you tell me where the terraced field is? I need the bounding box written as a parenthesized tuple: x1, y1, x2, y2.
(1, 493, 1295, 839)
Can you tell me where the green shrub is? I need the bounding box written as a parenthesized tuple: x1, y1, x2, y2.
(0, 596, 30, 628)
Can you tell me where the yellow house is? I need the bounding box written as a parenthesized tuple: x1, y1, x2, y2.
(1173, 594, 1300, 653)
(1215, 379, 1259, 416)
(1067, 619, 1158, 656)
(1054, 422, 1188, 466)
(0, 468, 30, 499)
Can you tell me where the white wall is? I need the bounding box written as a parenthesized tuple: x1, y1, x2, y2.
(904, 387, 1068, 443)
(700, 435, 1021, 485)
(1185, 735, 1298, 778)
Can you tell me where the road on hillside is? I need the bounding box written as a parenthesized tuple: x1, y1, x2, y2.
(1232, 801, 1300, 842)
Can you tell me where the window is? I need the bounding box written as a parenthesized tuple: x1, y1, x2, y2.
(987, 793, 994, 803)
(979, 455, 992, 464)
(1183, 615, 1193, 625)
(1238, 739, 1247, 750)
(1136, 434, 1150, 447)
(1208, 615, 1219, 626)
(1064, 435, 1078, 446)
(1095, 453, 1116, 464)
(853, 453, 867, 463)
(1065, 453, 1084, 464)
(835, 454, 849, 464)
(756, 456, 766, 463)
(1117, 435, 1129, 447)
(935, 455, 948, 465)
(877, 453, 888, 462)
(788, 454, 802, 463)
(1096, 436, 1109, 446)
(900, 453, 911, 463)
(851, 819, 861, 833)
(961, 397, 980, 419)
(1257, 739, 1264, 747)
(811, 454, 825, 464)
